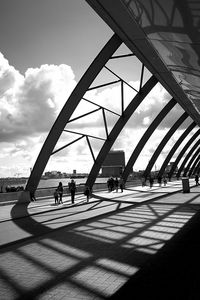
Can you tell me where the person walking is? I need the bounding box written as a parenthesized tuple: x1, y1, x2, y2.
(163, 176, 167, 186)
(195, 174, 199, 186)
(114, 177, 119, 192)
(157, 176, 162, 187)
(141, 176, 146, 187)
(149, 176, 154, 188)
(68, 179, 76, 204)
(110, 177, 115, 191)
(119, 177, 124, 192)
(57, 182, 63, 204)
(107, 178, 111, 192)
(30, 191, 36, 202)
(54, 189, 59, 205)
(84, 185, 91, 202)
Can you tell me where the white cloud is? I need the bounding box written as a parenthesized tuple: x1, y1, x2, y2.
(0, 52, 194, 176)
(0, 53, 76, 142)
(0, 53, 77, 176)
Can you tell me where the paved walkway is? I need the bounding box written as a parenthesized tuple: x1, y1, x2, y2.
(0, 179, 200, 299)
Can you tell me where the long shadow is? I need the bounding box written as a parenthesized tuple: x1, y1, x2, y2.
(2, 186, 199, 299)
(7, 184, 195, 248)
(92, 185, 183, 205)
(109, 206, 200, 300)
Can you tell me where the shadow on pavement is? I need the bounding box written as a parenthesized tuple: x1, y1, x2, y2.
(0, 186, 199, 299)
(109, 207, 200, 300)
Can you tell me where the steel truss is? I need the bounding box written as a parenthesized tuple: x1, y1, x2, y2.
(192, 158, 200, 176)
(26, 34, 122, 192)
(188, 153, 200, 177)
(142, 112, 189, 179)
(158, 122, 196, 179)
(25, 32, 199, 195)
(177, 138, 200, 178)
(122, 98, 177, 182)
(183, 146, 200, 177)
(168, 129, 200, 179)
(25, 32, 159, 193)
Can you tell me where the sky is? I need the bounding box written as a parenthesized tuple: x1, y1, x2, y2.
(0, 0, 197, 177)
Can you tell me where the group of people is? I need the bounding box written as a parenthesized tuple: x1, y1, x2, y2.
(141, 175, 168, 188)
(107, 176, 124, 193)
(54, 179, 77, 205)
(53, 181, 64, 205)
(30, 173, 200, 206)
(53, 179, 91, 205)
(53, 176, 125, 205)
(195, 174, 199, 186)
(157, 176, 168, 187)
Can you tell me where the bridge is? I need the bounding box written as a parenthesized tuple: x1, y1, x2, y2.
(22, 1, 200, 202)
(2, 1, 200, 298)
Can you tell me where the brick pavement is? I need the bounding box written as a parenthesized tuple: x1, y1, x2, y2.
(0, 179, 200, 299)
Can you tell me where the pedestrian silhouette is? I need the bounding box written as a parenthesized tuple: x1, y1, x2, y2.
(68, 179, 76, 204)
(57, 182, 63, 204)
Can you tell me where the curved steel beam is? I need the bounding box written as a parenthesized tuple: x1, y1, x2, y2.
(193, 158, 200, 176)
(158, 121, 196, 179)
(143, 111, 189, 178)
(25, 34, 122, 193)
(122, 98, 177, 182)
(188, 153, 200, 177)
(177, 138, 200, 178)
(168, 129, 200, 178)
(86, 75, 158, 188)
(183, 146, 200, 176)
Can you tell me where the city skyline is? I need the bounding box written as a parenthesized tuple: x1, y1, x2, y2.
(0, 0, 197, 177)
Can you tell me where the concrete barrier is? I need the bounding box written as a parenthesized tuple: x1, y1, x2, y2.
(0, 182, 109, 204)
(0, 180, 135, 205)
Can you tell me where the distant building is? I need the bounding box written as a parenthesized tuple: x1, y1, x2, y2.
(101, 150, 125, 177)
(44, 171, 61, 178)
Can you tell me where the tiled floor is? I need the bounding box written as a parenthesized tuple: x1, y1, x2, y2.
(0, 180, 200, 299)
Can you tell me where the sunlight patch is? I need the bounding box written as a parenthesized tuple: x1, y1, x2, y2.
(71, 265, 127, 297)
(96, 258, 139, 276)
(42, 239, 91, 259)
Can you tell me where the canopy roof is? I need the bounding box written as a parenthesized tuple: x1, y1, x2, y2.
(86, 0, 200, 125)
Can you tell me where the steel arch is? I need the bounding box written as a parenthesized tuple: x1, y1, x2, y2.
(188, 153, 200, 177)
(177, 138, 200, 178)
(25, 34, 122, 193)
(158, 121, 196, 179)
(168, 129, 200, 178)
(183, 146, 200, 176)
(86, 75, 158, 188)
(122, 98, 177, 183)
(143, 112, 189, 178)
(193, 158, 200, 176)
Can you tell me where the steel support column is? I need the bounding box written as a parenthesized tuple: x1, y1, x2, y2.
(25, 34, 122, 193)
(177, 138, 200, 178)
(188, 153, 200, 177)
(86, 75, 158, 188)
(193, 158, 200, 176)
(168, 129, 200, 178)
(183, 147, 200, 176)
(183, 146, 200, 176)
(143, 112, 189, 179)
(122, 98, 177, 183)
(158, 121, 196, 179)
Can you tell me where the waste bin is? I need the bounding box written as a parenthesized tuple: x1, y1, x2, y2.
(182, 177, 190, 193)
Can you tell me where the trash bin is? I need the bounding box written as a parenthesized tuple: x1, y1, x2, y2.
(182, 177, 190, 193)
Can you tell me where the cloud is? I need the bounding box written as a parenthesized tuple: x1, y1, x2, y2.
(67, 81, 185, 133)
(0, 53, 76, 142)
(0, 52, 195, 176)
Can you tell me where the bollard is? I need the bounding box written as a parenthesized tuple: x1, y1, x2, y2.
(182, 177, 190, 193)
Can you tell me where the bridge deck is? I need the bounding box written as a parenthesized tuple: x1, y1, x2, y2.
(0, 179, 200, 299)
